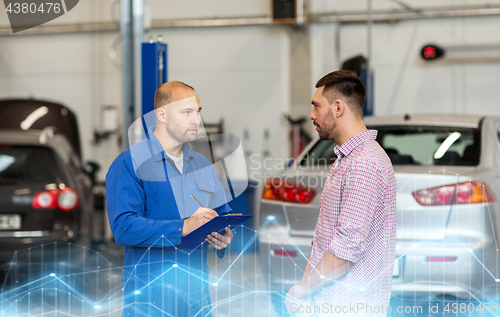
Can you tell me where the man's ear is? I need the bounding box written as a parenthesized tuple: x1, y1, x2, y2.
(156, 107, 167, 123)
(333, 99, 345, 118)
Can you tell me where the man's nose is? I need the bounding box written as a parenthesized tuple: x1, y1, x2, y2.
(192, 114, 200, 126)
(309, 109, 315, 121)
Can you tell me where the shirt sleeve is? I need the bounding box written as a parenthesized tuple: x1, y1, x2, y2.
(106, 152, 184, 248)
(329, 158, 385, 263)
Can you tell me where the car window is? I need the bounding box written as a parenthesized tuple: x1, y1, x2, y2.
(0, 145, 68, 185)
(300, 126, 480, 166)
(376, 126, 480, 166)
(300, 140, 337, 166)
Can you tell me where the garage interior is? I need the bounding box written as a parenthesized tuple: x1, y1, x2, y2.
(1, 0, 500, 316)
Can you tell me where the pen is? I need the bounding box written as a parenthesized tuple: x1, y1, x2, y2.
(191, 194, 241, 216)
(191, 194, 206, 208)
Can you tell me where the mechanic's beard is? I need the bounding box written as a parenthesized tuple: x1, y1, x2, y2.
(166, 122, 197, 144)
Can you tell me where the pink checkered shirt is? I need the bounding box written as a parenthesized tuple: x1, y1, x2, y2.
(310, 129, 397, 315)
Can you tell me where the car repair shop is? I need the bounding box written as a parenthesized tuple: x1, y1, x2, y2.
(1, 1, 500, 316)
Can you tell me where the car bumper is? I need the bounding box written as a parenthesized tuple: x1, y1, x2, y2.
(258, 225, 498, 299)
(0, 227, 78, 260)
(392, 238, 497, 300)
(258, 227, 312, 290)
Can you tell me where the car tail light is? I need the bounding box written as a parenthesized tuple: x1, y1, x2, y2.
(57, 188, 79, 211)
(426, 256, 457, 262)
(412, 181, 496, 206)
(32, 190, 57, 209)
(272, 250, 297, 257)
(32, 188, 79, 212)
(262, 179, 316, 204)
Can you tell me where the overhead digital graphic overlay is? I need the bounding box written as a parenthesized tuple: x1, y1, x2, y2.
(0, 171, 499, 316)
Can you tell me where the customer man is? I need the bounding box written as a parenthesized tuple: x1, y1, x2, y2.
(106, 81, 233, 317)
(286, 70, 397, 316)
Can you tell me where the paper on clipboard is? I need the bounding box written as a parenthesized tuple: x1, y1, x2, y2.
(180, 214, 252, 249)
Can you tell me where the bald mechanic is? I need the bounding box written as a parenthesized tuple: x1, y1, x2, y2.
(286, 71, 396, 316)
(106, 82, 233, 317)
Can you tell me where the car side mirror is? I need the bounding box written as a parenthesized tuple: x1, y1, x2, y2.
(84, 161, 101, 185)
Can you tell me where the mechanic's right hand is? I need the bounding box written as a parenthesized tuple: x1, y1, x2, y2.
(182, 207, 218, 237)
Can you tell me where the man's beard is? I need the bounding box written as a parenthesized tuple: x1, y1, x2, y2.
(166, 119, 198, 144)
(317, 108, 336, 140)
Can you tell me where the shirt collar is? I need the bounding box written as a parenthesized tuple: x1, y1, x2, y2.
(147, 128, 194, 163)
(333, 129, 378, 158)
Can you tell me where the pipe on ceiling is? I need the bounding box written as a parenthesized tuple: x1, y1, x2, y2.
(1, 5, 500, 35)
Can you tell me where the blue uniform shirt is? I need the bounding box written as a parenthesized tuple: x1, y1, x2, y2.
(106, 131, 231, 249)
(106, 132, 232, 316)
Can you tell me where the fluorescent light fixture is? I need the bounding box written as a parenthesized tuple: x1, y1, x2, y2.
(433, 132, 461, 160)
(20, 106, 48, 130)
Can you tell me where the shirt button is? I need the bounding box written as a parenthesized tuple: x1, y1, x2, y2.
(177, 242, 180, 245)
(178, 228, 181, 231)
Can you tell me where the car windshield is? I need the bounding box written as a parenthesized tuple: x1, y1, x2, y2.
(300, 126, 481, 166)
(0, 146, 67, 185)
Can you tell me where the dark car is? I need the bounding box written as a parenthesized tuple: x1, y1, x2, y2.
(0, 99, 98, 263)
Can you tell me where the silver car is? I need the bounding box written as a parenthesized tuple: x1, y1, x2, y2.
(258, 114, 500, 301)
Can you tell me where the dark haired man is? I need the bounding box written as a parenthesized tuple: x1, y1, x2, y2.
(106, 81, 233, 316)
(286, 70, 397, 316)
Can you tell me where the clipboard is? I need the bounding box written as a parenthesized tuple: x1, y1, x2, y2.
(180, 214, 253, 249)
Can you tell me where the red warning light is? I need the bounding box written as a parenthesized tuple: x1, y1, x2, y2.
(423, 46, 436, 59)
(421, 44, 445, 61)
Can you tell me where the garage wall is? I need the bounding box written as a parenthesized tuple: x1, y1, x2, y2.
(0, 30, 124, 181)
(149, 25, 291, 177)
(309, 1, 500, 117)
(0, 0, 290, 182)
(311, 17, 500, 117)
(0, 1, 120, 182)
(0, 0, 270, 26)
(2, 0, 500, 181)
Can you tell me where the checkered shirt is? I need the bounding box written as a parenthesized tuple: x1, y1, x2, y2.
(309, 129, 397, 315)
